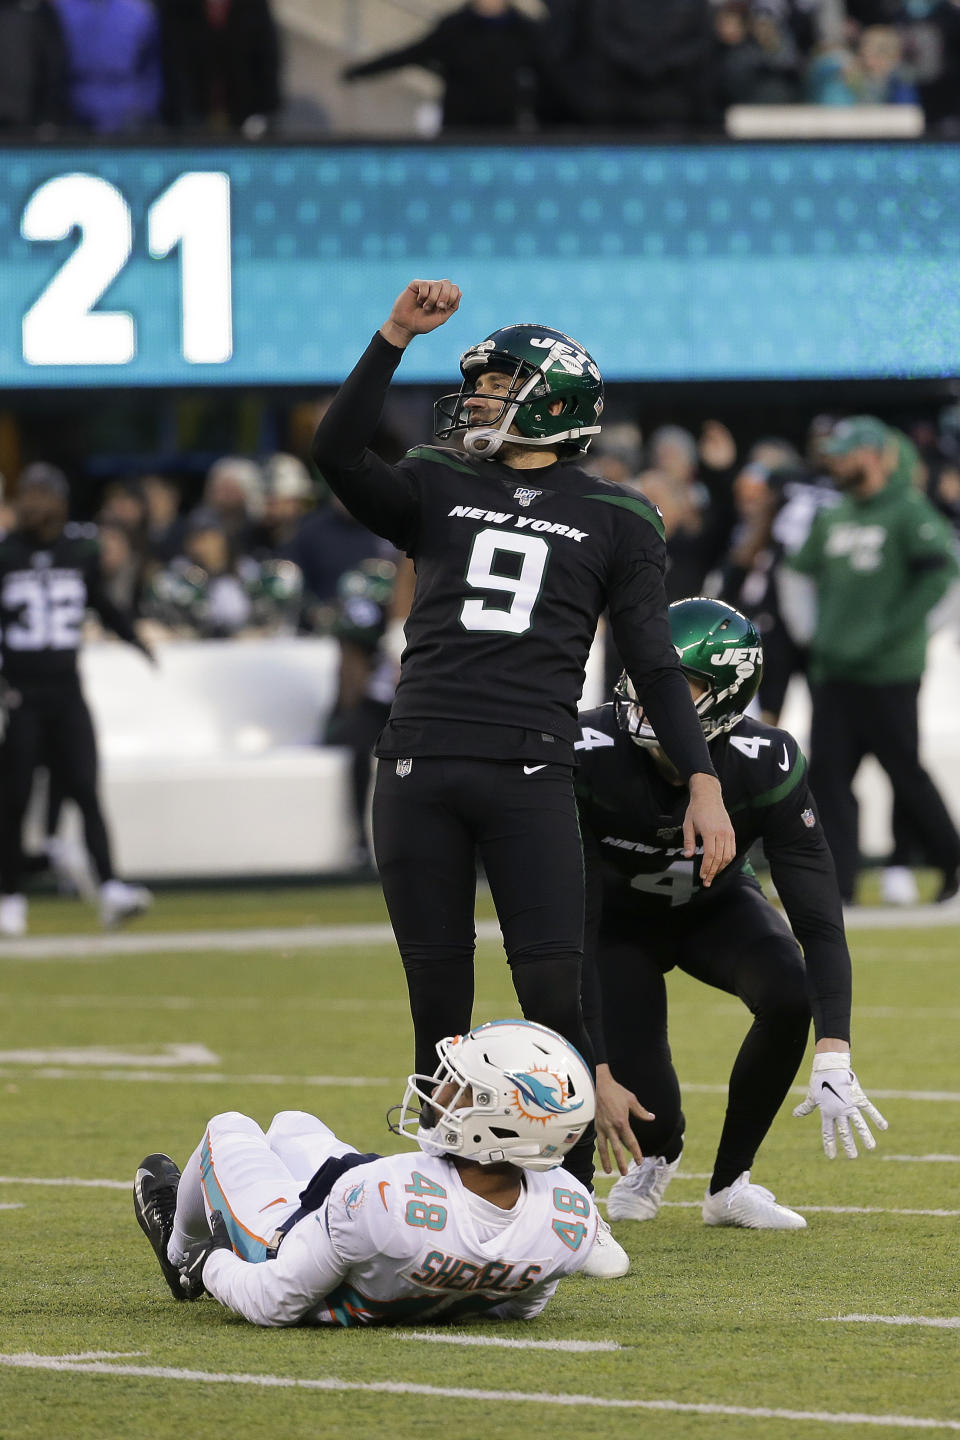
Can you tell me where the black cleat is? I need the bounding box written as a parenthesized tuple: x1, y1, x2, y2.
(133, 1153, 197, 1300)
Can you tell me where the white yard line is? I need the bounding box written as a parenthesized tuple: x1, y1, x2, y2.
(400, 1332, 620, 1352)
(0, 1067, 390, 1087)
(1, 902, 958, 963)
(826, 1316, 960, 1330)
(883, 1155, 960, 1164)
(0, 1176, 130, 1190)
(1, 1353, 958, 1430)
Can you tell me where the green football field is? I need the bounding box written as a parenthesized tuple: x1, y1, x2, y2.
(1, 885, 958, 1440)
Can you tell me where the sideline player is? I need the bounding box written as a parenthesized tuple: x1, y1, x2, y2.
(134, 1020, 604, 1325)
(0, 465, 153, 935)
(310, 280, 735, 1260)
(576, 598, 886, 1229)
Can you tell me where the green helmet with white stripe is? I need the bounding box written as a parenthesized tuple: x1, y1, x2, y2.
(434, 324, 604, 459)
(615, 597, 764, 746)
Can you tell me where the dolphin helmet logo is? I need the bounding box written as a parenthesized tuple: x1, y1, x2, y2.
(505, 1066, 584, 1125)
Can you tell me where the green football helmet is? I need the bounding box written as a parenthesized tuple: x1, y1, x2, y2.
(615, 598, 764, 746)
(434, 324, 604, 459)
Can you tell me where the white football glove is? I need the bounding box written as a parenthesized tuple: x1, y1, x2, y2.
(793, 1051, 888, 1159)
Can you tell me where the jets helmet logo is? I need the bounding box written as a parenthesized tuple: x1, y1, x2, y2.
(505, 1066, 584, 1125)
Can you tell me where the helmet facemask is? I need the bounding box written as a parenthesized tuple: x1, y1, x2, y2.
(613, 598, 765, 750)
(389, 1020, 594, 1172)
(434, 327, 603, 460)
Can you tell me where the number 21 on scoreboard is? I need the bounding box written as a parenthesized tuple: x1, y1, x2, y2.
(21, 171, 233, 367)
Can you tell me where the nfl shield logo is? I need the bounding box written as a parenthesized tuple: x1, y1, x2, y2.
(396, 758, 413, 778)
(801, 808, 816, 828)
(513, 486, 542, 509)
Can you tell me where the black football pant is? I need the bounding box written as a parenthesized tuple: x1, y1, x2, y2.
(808, 680, 960, 902)
(372, 755, 596, 1188)
(599, 882, 810, 1194)
(0, 682, 114, 894)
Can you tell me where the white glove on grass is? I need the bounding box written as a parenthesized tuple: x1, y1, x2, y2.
(793, 1051, 888, 1158)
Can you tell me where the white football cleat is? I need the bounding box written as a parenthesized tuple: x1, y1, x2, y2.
(0, 894, 27, 937)
(100, 880, 152, 930)
(46, 835, 97, 900)
(606, 1152, 682, 1222)
(581, 1215, 630, 1278)
(882, 866, 918, 906)
(702, 1171, 806, 1230)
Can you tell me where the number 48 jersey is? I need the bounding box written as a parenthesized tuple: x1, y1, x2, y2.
(203, 1151, 599, 1329)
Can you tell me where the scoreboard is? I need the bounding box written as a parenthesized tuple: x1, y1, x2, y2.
(2, 142, 959, 387)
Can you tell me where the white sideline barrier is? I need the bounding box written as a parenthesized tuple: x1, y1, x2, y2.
(70, 638, 355, 878)
(28, 629, 960, 879)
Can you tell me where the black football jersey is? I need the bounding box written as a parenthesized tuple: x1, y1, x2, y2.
(312, 334, 714, 777)
(575, 703, 851, 1037)
(0, 525, 140, 684)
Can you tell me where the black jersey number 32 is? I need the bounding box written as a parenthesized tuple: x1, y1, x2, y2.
(3, 570, 86, 651)
(459, 529, 550, 636)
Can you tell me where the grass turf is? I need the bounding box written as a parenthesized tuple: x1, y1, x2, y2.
(0, 885, 957, 1440)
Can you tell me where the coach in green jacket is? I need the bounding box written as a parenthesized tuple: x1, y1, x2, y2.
(788, 415, 960, 904)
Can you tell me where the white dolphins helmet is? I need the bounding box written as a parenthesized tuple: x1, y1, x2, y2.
(394, 1019, 594, 1172)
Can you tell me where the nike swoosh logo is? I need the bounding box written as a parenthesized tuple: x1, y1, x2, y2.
(778, 744, 790, 772)
(259, 1196, 289, 1212)
(378, 1181, 391, 1209)
(523, 764, 547, 775)
(821, 1080, 845, 1100)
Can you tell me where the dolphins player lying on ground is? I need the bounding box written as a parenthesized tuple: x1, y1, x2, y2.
(134, 1020, 603, 1327)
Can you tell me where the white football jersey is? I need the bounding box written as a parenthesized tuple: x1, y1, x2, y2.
(203, 1151, 599, 1328)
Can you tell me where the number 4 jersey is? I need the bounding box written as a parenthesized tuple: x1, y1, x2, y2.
(202, 1150, 599, 1328)
(0, 525, 142, 686)
(311, 333, 713, 778)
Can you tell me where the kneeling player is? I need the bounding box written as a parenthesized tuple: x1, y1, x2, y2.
(576, 598, 886, 1230)
(134, 1019, 604, 1326)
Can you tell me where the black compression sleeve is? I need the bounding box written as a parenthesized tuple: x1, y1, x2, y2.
(579, 821, 607, 1066)
(310, 333, 419, 549)
(764, 788, 852, 1041)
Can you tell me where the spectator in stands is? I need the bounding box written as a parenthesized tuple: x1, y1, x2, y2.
(97, 519, 143, 613)
(806, 24, 919, 104)
(540, 0, 714, 130)
(286, 492, 392, 616)
(0, 0, 67, 130)
(145, 508, 302, 639)
(341, 0, 541, 131)
(141, 473, 185, 564)
(193, 455, 262, 556)
(711, 0, 803, 111)
(158, 0, 280, 135)
(251, 452, 315, 559)
(921, 0, 960, 132)
(643, 425, 729, 599)
(53, 0, 163, 133)
(719, 444, 820, 723)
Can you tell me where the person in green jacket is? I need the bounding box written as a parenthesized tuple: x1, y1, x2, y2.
(788, 415, 960, 905)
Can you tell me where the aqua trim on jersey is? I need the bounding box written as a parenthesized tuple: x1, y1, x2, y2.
(584, 492, 666, 541)
(200, 1132, 272, 1263)
(729, 750, 806, 813)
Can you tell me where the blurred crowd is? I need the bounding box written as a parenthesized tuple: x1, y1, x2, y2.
(342, 0, 960, 135)
(4, 0, 960, 139)
(0, 0, 282, 136)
